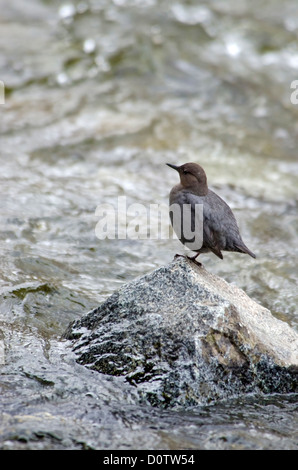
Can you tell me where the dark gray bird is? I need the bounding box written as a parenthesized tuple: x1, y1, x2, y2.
(166, 162, 256, 265)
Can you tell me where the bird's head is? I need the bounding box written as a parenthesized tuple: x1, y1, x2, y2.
(166, 162, 208, 196)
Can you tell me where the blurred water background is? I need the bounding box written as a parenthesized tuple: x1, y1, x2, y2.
(0, 0, 297, 450)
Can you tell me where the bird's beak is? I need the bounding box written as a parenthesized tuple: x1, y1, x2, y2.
(166, 163, 180, 172)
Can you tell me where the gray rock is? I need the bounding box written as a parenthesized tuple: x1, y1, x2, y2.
(64, 256, 298, 407)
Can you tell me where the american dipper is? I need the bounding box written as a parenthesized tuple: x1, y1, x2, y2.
(166, 162, 256, 264)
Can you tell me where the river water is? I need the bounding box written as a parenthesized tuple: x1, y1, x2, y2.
(0, 0, 297, 450)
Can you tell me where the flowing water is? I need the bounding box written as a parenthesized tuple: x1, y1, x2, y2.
(0, 0, 297, 449)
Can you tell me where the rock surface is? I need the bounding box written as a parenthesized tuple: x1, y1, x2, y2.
(64, 256, 298, 407)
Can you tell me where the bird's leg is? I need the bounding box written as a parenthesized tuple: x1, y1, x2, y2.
(187, 252, 202, 266)
(174, 253, 202, 266)
(174, 253, 185, 260)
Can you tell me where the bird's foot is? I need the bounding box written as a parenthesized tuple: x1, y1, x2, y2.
(174, 253, 186, 260)
(187, 254, 202, 267)
(174, 253, 202, 267)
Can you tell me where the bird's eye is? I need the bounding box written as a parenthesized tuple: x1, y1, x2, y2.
(183, 169, 189, 175)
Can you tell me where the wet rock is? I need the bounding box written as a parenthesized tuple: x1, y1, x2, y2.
(64, 257, 298, 407)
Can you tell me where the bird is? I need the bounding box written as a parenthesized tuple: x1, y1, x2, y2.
(166, 162, 256, 265)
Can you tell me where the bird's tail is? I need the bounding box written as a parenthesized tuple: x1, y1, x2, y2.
(235, 244, 256, 259)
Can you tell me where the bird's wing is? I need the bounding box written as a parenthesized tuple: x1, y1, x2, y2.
(202, 218, 224, 259)
(185, 190, 239, 258)
(206, 190, 255, 257)
(180, 190, 256, 259)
